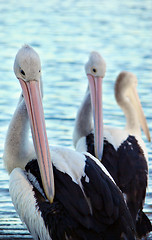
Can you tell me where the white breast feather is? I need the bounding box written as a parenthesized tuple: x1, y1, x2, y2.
(75, 136, 88, 153)
(50, 146, 86, 185)
(104, 126, 129, 150)
(9, 168, 51, 240)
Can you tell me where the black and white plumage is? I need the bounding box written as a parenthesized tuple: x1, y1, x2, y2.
(3, 45, 136, 240)
(73, 53, 152, 238)
(10, 150, 135, 240)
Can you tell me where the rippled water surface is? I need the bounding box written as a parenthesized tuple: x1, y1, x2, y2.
(0, 0, 152, 239)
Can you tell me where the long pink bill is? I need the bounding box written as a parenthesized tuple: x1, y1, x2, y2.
(87, 74, 103, 161)
(130, 87, 151, 142)
(19, 79, 55, 203)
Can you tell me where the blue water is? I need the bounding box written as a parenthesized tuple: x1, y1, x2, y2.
(0, 0, 151, 239)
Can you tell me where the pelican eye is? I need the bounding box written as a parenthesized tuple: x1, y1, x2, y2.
(39, 70, 41, 72)
(91, 67, 97, 74)
(20, 69, 25, 76)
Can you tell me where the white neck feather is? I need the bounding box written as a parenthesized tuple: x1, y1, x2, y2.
(3, 96, 35, 174)
(73, 86, 93, 147)
(119, 97, 141, 136)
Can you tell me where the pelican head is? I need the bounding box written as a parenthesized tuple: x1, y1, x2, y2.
(85, 51, 106, 161)
(14, 45, 41, 81)
(14, 45, 55, 202)
(115, 71, 151, 142)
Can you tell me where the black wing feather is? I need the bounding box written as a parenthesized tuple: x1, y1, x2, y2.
(82, 155, 135, 237)
(86, 133, 119, 183)
(26, 157, 135, 240)
(117, 136, 148, 218)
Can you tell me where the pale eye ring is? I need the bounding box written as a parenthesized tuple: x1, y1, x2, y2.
(91, 67, 97, 74)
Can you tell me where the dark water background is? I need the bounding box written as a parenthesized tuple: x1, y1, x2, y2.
(0, 0, 151, 239)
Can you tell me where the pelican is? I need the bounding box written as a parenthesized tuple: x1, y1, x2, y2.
(3, 45, 135, 240)
(73, 52, 152, 238)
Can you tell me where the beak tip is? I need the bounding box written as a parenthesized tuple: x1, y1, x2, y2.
(49, 192, 55, 203)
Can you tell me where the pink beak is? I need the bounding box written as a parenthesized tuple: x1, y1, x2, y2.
(19, 79, 55, 203)
(87, 74, 103, 161)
